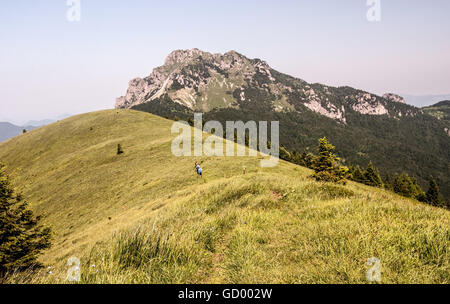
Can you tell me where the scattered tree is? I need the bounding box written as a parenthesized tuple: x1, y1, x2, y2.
(296, 149, 314, 169)
(117, 144, 124, 155)
(392, 173, 425, 201)
(364, 161, 383, 188)
(426, 176, 443, 207)
(349, 165, 365, 183)
(383, 174, 393, 191)
(311, 137, 348, 184)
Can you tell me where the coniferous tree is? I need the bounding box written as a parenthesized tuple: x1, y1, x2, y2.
(364, 161, 383, 188)
(290, 150, 302, 165)
(411, 177, 427, 202)
(349, 165, 365, 183)
(383, 174, 393, 191)
(299, 149, 314, 169)
(393, 173, 410, 197)
(279, 146, 291, 161)
(311, 137, 348, 184)
(392, 173, 425, 201)
(0, 163, 51, 274)
(426, 176, 443, 207)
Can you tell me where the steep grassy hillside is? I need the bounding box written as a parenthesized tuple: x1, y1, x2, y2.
(0, 110, 448, 284)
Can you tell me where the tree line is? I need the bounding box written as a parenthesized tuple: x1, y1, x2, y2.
(281, 138, 447, 209)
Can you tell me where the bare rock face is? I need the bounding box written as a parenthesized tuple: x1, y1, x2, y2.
(303, 87, 347, 123)
(116, 49, 419, 122)
(351, 93, 388, 115)
(383, 93, 406, 104)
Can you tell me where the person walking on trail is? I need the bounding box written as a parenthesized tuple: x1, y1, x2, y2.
(195, 161, 203, 178)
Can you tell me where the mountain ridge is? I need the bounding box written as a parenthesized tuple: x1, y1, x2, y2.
(116, 48, 418, 124)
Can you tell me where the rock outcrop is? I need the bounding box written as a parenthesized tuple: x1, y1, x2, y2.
(383, 93, 406, 104)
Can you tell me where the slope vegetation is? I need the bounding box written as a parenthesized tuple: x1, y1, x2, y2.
(0, 110, 448, 283)
(116, 49, 450, 199)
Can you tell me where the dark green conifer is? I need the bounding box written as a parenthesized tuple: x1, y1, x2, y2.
(350, 165, 365, 183)
(383, 174, 393, 191)
(311, 137, 348, 184)
(0, 163, 51, 274)
(392, 173, 425, 201)
(364, 161, 383, 188)
(426, 176, 443, 207)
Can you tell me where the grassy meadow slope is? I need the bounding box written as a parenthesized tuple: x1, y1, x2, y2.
(0, 109, 448, 283)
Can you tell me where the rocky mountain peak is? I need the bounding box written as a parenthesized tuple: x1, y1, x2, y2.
(116, 49, 419, 122)
(223, 50, 247, 61)
(164, 48, 207, 66)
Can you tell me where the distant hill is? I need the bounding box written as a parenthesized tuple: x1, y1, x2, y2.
(423, 100, 450, 121)
(25, 114, 72, 127)
(26, 119, 56, 127)
(116, 49, 450, 199)
(0, 122, 36, 142)
(0, 115, 72, 142)
(0, 109, 448, 284)
(403, 94, 450, 107)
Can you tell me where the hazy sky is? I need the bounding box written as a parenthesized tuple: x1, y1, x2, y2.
(1, 0, 449, 124)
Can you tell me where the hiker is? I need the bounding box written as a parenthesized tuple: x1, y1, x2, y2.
(195, 161, 203, 178)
